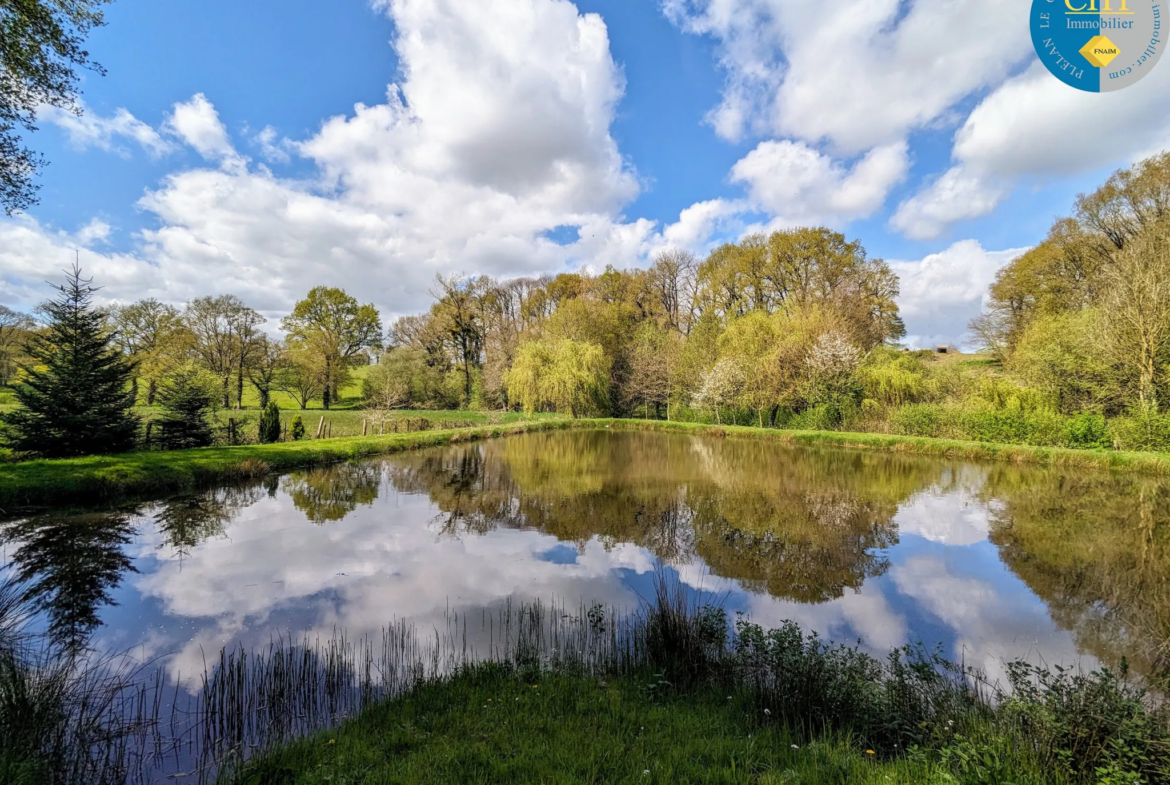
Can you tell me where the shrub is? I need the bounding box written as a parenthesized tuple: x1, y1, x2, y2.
(731, 620, 975, 753)
(973, 376, 1052, 413)
(258, 401, 281, 444)
(363, 364, 410, 410)
(857, 350, 933, 406)
(1062, 413, 1111, 449)
(1112, 409, 1170, 452)
(785, 402, 847, 431)
(1009, 309, 1121, 415)
(290, 414, 306, 441)
(960, 407, 1065, 446)
(999, 660, 1170, 782)
(891, 404, 944, 438)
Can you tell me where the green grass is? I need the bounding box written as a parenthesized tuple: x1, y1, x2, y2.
(132, 407, 548, 440)
(594, 418, 1170, 475)
(0, 369, 371, 415)
(228, 665, 953, 785)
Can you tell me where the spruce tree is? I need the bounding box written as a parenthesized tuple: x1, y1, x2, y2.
(3, 265, 139, 457)
(155, 365, 216, 450)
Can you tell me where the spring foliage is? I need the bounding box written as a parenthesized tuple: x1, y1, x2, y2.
(507, 339, 610, 418)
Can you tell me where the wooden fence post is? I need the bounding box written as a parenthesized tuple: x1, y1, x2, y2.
(362, 419, 368, 436)
(316, 416, 326, 439)
(327, 420, 332, 438)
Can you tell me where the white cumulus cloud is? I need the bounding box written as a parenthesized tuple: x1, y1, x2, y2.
(890, 240, 1028, 348)
(893, 54, 1170, 238)
(0, 0, 657, 316)
(664, 0, 1032, 153)
(731, 140, 909, 226)
(889, 165, 1008, 241)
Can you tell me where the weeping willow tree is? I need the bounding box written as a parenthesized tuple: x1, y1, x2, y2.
(507, 338, 610, 418)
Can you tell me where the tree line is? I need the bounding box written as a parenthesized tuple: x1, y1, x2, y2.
(0, 272, 382, 457)
(971, 151, 1170, 416)
(5, 151, 1170, 459)
(0, 282, 383, 412)
(371, 226, 904, 425)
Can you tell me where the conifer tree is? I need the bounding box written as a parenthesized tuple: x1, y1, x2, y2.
(155, 364, 217, 450)
(258, 400, 281, 443)
(3, 265, 139, 457)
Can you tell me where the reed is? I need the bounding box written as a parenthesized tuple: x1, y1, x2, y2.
(0, 580, 160, 785)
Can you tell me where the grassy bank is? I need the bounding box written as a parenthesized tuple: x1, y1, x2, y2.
(593, 419, 1170, 474)
(222, 575, 1169, 785)
(3, 571, 1167, 784)
(0, 419, 573, 509)
(5, 417, 1170, 510)
(230, 665, 947, 785)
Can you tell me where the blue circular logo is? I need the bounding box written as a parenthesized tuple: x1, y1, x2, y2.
(1031, 0, 1164, 91)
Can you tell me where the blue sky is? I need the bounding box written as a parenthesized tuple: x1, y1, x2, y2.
(3, 0, 1169, 346)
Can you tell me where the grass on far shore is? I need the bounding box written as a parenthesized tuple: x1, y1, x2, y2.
(600, 418, 1170, 475)
(4, 416, 1170, 511)
(229, 665, 951, 785)
(0, 418, 574, 510)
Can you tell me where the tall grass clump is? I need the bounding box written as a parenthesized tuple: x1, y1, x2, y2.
(0, 580, 157, 785)
(642, 572, 727, 687)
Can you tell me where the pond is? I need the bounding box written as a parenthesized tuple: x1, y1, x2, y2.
(3, 428, 1169, 696)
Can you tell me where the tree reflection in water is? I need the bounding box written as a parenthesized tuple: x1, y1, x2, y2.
(1, 510, 139, 652)
(4, 431, 1170, 680)
(985, 466, 1170, 679)
(284, 463, 383, 524)
(154, 480, 272, 557)
(0, 481, 272, 651)
(388, 431, 937, 603)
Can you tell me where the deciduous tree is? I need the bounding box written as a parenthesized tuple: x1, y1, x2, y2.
(185, 295, 262, 408)
(1, 0, 110, 213)
(1100, 221, 1170, 411)
(282, 287, 382, 410)
(508, 338, 610, 418)
(0, 304, 35, 385)
(110, 298, 187, 404)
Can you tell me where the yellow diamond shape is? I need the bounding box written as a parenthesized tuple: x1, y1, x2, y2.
(1080, 35, 1120, 68)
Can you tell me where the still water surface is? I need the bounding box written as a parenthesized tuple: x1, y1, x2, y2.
(3, 429, 1168, 687)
